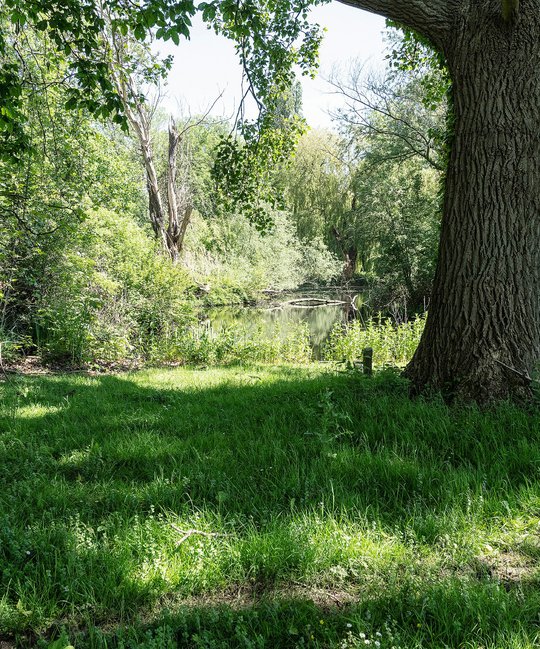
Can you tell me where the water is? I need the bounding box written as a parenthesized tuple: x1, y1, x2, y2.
(199, 288, 365, 357)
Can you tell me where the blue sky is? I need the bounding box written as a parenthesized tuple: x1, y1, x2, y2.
(158, 3, 387, 128)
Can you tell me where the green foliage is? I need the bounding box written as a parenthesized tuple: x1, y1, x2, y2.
(334, 62, 447, 172)
(185, 209, 340, 302)
(0, 31, 95, 338)
(212, 117, 304, 229)
(1, 0, 323, 219)
(0, 328, 30, 364)
(180, 118, 231, 219)
(153, 321, 312, 365)
(280, 129, 350, 244)
(0, 0, 192, 147)
(351, 160, 440, 304)
(85, 128, 147, 219)
(385, 24, 449, 112)
(209, 2, 322, 219)
(324, 314, 426, 366)
(325, 49, 445, 302)
(35, 208, 195, 364)
(2, 367, 540, 647)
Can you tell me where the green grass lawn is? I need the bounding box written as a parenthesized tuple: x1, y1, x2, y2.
(1, 365, 540, 648)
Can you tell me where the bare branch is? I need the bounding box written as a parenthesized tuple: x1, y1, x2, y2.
(176, 89, 226, 139)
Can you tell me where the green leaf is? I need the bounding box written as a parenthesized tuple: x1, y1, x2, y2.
(134, 24, 145, 40)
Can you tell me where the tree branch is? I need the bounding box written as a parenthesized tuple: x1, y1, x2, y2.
(336, 0, 454, 49)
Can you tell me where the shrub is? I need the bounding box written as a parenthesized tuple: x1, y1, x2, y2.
(35, 208, 195, 364)
(323, 314, 426, 367)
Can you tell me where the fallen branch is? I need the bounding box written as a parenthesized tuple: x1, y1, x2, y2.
(494, 359, 538, 385)
(285, 298, 348, 307)
(171, 523, 226, 546)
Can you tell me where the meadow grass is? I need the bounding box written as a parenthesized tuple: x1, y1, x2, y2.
(0, 365, 539, 648)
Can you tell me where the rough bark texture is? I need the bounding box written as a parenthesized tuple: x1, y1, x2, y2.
(406, 1, 540, 402)
(140, 127, 168, 251)
(339, 0, 540, 402)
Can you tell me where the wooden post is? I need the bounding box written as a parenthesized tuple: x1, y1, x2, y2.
(363, 347, 373, 376)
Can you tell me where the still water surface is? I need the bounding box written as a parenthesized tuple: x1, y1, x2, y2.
(200, 288, 365, 357)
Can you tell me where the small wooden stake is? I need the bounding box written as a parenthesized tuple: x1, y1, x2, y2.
(363, 347, 373, 376)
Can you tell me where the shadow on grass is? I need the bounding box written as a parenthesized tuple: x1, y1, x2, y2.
(1, 366, 540, 647)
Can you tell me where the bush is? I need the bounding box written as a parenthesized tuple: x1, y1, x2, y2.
(183, 210, 340, 301)
(323, 314, 426, 367)
(35, 208, 195, 364)
(0, 328, 30, 365)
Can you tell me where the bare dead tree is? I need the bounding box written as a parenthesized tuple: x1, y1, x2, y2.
(105, 27, 225, 262)
(166, 116, 193, 261)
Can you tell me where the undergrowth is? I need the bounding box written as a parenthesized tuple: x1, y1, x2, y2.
(14, 314, 427, 370)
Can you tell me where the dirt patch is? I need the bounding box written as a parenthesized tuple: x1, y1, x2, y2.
(1, 355, 144, 378)
(473, 550, 538, 586)
(29, 583, 359, 647)
(157, 581, 358, 614)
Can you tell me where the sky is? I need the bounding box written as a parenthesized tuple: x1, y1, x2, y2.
(157, 3, 387, 129)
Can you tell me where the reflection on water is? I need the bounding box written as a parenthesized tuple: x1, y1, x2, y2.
(200, 289, 365, 358)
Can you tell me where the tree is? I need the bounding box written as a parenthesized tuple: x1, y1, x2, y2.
(331, 0, 537, 402)
(104, 30, 194, 262)
(350, 157, 440, 308)
(3, 0, 537, 402)
(281, 129, 352, 272)
(329, 60, 442, 305)
(328, 61, 447, 172)
(0, 24, 91, 335)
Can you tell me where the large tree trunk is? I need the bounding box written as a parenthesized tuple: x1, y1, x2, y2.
(335, 1, 540, 401)
(405, 5, 540, 402)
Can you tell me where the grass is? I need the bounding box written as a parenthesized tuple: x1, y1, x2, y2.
(1, 365, 540, 648)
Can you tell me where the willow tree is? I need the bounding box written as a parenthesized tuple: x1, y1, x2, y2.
(333, 0, 536, 402)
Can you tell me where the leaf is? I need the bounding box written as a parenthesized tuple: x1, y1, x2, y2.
(202, 5, 216, 21)
(134, 24, 146, 40)
(47, 639, 74, 649)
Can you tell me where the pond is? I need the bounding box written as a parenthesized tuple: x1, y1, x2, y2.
(199, 287, 366, 358)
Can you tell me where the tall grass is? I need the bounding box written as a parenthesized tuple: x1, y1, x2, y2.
(147, 315, 425, 369)
(146, 321, 313, 365)
(323, 314, 426, 366)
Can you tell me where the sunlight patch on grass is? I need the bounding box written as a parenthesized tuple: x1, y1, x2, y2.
(13, 403, 64, 419)
(2, 365, 540, 647)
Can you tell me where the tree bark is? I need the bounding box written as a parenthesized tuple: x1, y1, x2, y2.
(337, 0, 452, 50)
(405, 3, 540, 402)
(107, 36, 169, 252)
(338, 0, 540, 401)
(140, 130, 168, 251)
(344, 246, 358, 281)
